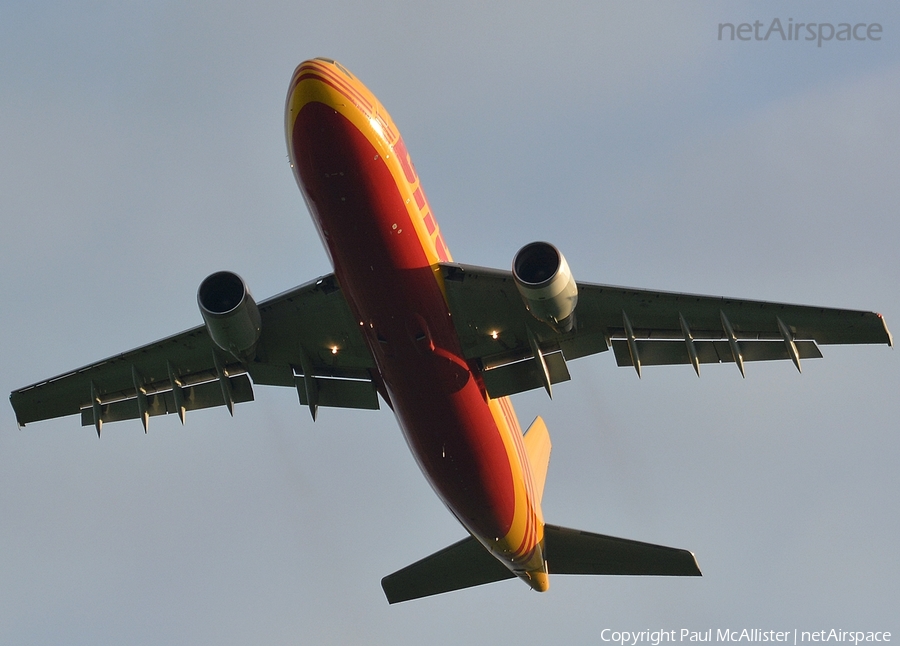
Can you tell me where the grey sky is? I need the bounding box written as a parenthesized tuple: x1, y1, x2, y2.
(2, 2, 898, 644)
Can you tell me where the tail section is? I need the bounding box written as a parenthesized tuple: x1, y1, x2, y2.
(380, 526, 700, 603)
(381, 416, 699, 603)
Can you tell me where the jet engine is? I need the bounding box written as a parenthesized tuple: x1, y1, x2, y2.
(512, 241, 578, 332)
(198, 271, 262, 359)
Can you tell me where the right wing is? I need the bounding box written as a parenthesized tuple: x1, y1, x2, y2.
(440, 263, 892, 396)
(10, 274, 378, 433)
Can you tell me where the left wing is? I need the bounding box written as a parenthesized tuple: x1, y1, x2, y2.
(441, 263, 892, 397)
(10, 274, 378, 433)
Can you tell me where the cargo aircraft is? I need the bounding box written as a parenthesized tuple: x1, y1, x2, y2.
(10, 58, 893, 603)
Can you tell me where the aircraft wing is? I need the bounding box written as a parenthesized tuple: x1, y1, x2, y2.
(440, 263, 893, 397)
(10, 274, 378, 433)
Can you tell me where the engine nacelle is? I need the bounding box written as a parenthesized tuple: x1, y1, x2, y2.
(198, 271, 262, 358)
(512, 241, 578, 332)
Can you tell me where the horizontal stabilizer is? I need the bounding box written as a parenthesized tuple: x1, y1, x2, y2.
(381, 524, 700, 604)
(381, 535, 514, 604)
(544, 524, 701, 576)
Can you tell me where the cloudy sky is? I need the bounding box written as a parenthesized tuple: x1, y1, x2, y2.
(1, 1, 898, 644)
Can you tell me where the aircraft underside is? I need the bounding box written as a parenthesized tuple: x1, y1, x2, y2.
(9, 57, 890, 603)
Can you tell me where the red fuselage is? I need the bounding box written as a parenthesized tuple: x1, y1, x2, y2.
(285, 59, 546, 587)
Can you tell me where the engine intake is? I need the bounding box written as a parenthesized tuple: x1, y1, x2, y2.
(198, 271, 262, 358)
(512, 242, 578, 332)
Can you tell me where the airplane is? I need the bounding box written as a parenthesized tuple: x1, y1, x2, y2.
(9, 58, 893, 604)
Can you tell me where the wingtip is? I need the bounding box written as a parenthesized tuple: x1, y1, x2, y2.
(878, 313, 893, 348)
(687, 551, 703, 577)
(381, 576, 401, 605)
(10, 393, 27, 429)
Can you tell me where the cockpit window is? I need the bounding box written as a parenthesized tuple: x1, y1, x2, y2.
(313, 57, 353, 79)
(335, 62, 352, 79)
